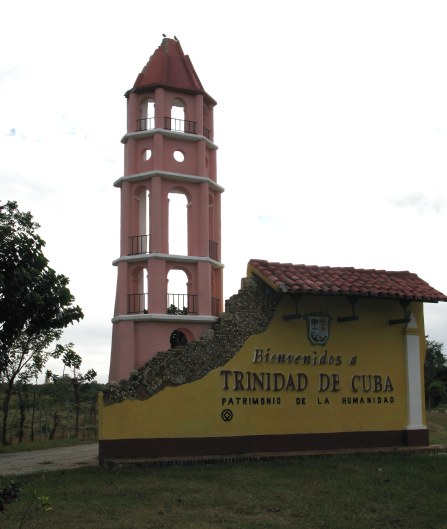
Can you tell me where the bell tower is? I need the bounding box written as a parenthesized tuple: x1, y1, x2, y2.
(109, 37, 224, 382)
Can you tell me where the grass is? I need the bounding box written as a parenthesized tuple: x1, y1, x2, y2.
(427, 407, 447, 445)
(1, 454, 447, 529)
(1, 408, 446, 528)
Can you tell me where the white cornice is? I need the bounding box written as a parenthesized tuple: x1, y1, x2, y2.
(112, 253, 225, 267)
(121, 128, 218, 150)
(114, 170, 224, 192)
(112, 313, 219, 324)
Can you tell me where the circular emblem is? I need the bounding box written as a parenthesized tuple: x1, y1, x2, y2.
(221, 409, 233, 422)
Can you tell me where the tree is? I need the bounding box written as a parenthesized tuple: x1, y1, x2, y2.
(16, 379, 31, 443)
(425, 338, 447, 409)
(0, 201, 83, 444)
(0, 201, 83, 377)
(426, 380, 447, 410)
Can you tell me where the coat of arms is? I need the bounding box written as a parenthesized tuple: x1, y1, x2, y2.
(305, 313, 330, 345)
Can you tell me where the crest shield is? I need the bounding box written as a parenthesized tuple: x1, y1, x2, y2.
(306, 313, 330, 345)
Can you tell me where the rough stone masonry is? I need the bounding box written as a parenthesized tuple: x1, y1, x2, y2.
(103, 276, 279, 405)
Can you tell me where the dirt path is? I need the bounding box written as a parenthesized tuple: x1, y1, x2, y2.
(0, 443, 98, 476)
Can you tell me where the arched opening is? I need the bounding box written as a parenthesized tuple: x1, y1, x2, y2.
(129, 266, 148, 313)
(130, 189, 150, 254)
(139, 189, 149, 235)
(168, 191, 187, 255)
(171, 98, 185, 132)
(170, 330, 187, 348)
(167, 268, 189, 313)
(139, 98, 155, 131)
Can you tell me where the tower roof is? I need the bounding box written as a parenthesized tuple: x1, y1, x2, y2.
(127, 37, 216, 105)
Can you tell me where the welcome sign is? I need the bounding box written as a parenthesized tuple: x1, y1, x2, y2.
(99, 262, 440, 463)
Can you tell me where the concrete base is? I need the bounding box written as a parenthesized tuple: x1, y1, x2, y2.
(99, 429, 430, 465)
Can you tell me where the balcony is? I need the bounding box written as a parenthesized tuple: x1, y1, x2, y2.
(164, 117, 197, 134)
(136, 117, 212, 139)
(167, 293, 198, 315)
(127, 292, 220, 316)
(128, 293, 147, 314)
(137, 117, 155, 131)
(129, 235, 150, 255)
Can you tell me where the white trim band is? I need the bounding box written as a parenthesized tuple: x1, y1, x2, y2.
(112, 253, 224, 267)
(112, 313, 219, 324)
(114, 170, 224, 192)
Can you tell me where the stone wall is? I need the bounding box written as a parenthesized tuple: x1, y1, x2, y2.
(103, 276, 279, 405)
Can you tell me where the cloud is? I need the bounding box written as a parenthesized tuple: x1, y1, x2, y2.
(257, 215, 275, 224)
(0, 66, 22, 89)
(389, 192, 446, 214)
(0, 170, 55, 199)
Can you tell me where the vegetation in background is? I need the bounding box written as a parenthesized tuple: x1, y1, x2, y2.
(0, 481, 19, 513)
(46, 344, 97, 439)
(0, 379, 103, 449)
(425, 338, 447, 409)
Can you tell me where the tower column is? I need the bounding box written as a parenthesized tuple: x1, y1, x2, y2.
(197, 141, 206, 178)
(127, 92, 139, 133)
(214, 192, 222, 261)
(154, 88, 165, 129)
(120, 182, 133, 256)
(195, 94, 204, 134)
(197, 261, 211, 314)
(149, 175, 163, 253)
(147, 259, 167, 314)
(199, 182, 209, 256)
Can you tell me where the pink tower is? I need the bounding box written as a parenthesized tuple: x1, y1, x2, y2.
(109, 38, 223, 382)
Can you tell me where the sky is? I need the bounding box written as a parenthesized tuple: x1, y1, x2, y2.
(1, 0, 446, 382)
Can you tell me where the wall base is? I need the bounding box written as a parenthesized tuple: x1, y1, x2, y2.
(99, 429, 429, 465)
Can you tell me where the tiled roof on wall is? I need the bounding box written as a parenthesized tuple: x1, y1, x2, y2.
(248, 259, 447, 303)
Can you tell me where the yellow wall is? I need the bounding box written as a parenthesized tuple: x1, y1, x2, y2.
(99, 295, 425, 440)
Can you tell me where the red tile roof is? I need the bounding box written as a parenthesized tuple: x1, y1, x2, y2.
(248, 259, 447, 303)
(128, 38, 216, 104)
